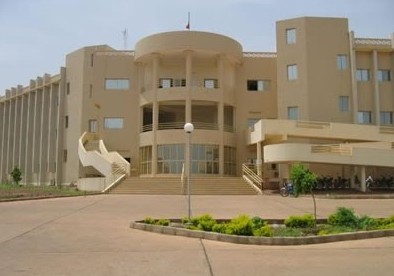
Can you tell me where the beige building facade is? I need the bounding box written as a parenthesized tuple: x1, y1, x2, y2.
(1, 16, 393, 192)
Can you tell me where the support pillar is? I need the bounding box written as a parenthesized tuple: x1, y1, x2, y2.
(360, 166, 367, 192)
(372, 50, 380, 125)
(256, 141, 262, 177)
(151, 55, 159, 176)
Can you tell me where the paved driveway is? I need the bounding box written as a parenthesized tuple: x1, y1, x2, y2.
(0, 194, 393, 275)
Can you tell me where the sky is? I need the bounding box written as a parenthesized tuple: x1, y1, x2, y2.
(0, 0, 393, 95)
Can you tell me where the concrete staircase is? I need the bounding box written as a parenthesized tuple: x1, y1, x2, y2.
(109, 176, 258, 195)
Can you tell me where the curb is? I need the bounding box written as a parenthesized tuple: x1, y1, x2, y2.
(130, 221, 394, 246)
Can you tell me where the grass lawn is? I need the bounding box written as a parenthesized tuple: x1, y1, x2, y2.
(0, 183, 93, 201)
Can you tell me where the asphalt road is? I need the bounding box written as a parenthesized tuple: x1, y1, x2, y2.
(0, 194, 393, 275)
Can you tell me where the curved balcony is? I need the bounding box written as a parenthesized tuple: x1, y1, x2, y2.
(135, 31, 242, 63)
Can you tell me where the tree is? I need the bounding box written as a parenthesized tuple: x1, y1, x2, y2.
(290, 163, 318, 227)
(10, 166, 22, 185)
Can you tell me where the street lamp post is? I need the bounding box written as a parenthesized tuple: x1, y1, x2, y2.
(184, 122, 194, 221)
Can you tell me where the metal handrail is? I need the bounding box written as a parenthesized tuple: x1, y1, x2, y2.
(242, 163, 263, 190)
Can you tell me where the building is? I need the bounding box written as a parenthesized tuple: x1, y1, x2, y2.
(1, 16, 393, 193)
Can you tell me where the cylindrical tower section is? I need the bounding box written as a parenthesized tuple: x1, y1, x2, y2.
(136, 31, 242, 176)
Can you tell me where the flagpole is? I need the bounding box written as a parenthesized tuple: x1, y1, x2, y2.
(186, 12, 190, 30)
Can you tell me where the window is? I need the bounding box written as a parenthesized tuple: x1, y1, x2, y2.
(339, 96, 349, 112)
(159, 78, 172, 88)
(247, 80, 271, 91)
(288, 106, 299, 120)
(356, 69, 369, 81)
(204, 79, 218, 89)
(104, 118, 124, 129)
(286, 28, 296, 44)
(157, 144, 184, 174)
(247, 118, 260, 130)
(63, 149, 67, 163)
(139, 146, 152, 175)
(224, 146, 236, 176)
(89, 84, 93, 98)
(287, 65, 298, 80)
(105, 79, 130, 90)
(358, 111, 372, 124)
(337, 55, 347, 70)
(173, 79, 186, 87)
(377, 70, 391, 82)
(191, 144, 219, 174)
(380, 112, 393, 125)
(89, 120, 98, 133)
(65, 115, 69, 128)
(66, 82, 70, 95)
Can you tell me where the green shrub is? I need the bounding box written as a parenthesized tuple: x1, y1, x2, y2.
(196, 214, 217, 231)
(156, 219, 170, 226)
(317, 225, 354, 236)
(253, 225, 273, 237)
(272, 227, 304, 237)
(251, 216, 266, 229)
(225, 215, 253, 236)
(375, 216, 394, 230)
(284, 214, 315, 228)
(212, 223, 227, 233)
(328, 207, 359, 228)
(357, 215, 378, 230)
(144, 217, 156, 224)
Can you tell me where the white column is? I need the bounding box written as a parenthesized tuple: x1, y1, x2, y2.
(372, 50, 380, 125)
(6, 97, 13, 179)
(152, 55, 159, 176)
(217, 55, 225, 175)
(360, 166, 367, 192)
(185, 50, 193, 123)
(24, 91, 34, 184)
(55, 68, 66, 186)
(256, 141, 263, 177)
(0, 102, 4, 181)
(38, 86, 50, 185)
(349, 31, 359, 123)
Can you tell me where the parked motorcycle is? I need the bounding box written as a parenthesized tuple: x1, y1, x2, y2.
(280, 181, 294, 197)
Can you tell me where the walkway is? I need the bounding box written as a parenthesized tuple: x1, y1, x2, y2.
(0, 194, 393, 275)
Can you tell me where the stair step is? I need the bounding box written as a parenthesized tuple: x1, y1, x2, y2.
(108, 176, 258, 195)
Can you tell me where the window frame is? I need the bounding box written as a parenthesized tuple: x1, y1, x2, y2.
(104, 118, 124, 129)
(287, 64, 298, 81)
(357, 111, 372, 124)
(339, 96, 349, 112)
(204, 79, 218, 89)
(337, 55, 348, 70)
(286, 28, 296, 44)
(377, 70, 391, 82)
(356, 69, 369, 81)
(380, 111, 393, 125)
(104, 79, 130, 90)
(288, 106, 299, 120)
(247, 80, 271, 91)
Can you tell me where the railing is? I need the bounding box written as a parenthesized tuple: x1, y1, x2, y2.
(99, 140, 130, 176)
(157, 78, 220, 89)
(243, 52, 277, 58)
(242, 163, 263, 193)
(158, 122, 185, 130)
(311, 145, 352, 156)
(380, 126, 394, 134)
(296, 120, 331, 129)
(96, 51, 135, 56)
(354, 38, 392, 47)
(78, 132, 130, 192)
(223, 124, 235, 133)
(142, 122, 219, 132)
(102, 163, 128, 193)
